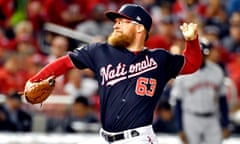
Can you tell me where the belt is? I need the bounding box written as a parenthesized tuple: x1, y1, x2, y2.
(193, 112, 215, 117)
(101, 130, 140, 142)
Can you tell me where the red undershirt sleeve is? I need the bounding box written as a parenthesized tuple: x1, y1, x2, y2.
(30, 55, 74, 82)
(180, 38, 202, 74)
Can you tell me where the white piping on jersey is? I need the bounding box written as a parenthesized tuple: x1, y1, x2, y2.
(106, 76, 127, 86)
(128, 65, 157, 78)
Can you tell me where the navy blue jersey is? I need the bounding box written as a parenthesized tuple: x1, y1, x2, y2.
(68, 43, 184, 132)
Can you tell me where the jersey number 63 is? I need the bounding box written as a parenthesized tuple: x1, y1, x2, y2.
(135, 77, 157, 97)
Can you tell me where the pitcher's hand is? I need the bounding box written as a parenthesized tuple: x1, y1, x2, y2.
(180, 23, 198, 41)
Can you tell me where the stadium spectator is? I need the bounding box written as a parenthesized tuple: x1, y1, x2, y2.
(222, 11, 240, 53)
(146, 15, 177, 50)
(155, 0, 175, 6)
(47, 36, 69, 62)
(0, 0, 15, 29)
(153, 101, 178, 134)
(151, 1, 173, 24)
(8, 0, 28, 27)
(76, 4, 113, 42)
(201, 24, 232, 71)
(101, 0, 134, 11)
(226, 54, 240, 105)
(27, 0, 45, 32)
(42, 0, 88, 28)
(137, 0, 156, 12)
(12, 20, 41, 54)
(227, 0, 240, 17)
(172, 0, 207, 21)
(45, 104, 68, 133)
(0, 53, 26, 94)
(64, 96, 99, 133)
(0, 92, 32, 132)
(47, 36, 69, 95)
(64, 69, 98, 98)
(25, 53, 47, 79)
(204, 0, 228, 24)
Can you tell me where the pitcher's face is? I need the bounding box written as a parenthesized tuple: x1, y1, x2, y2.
(108, 18, 138, 48)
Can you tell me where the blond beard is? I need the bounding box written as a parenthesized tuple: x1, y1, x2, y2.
(107, 31, 134, 48)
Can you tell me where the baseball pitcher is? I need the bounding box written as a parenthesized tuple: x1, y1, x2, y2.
(23, 3, 202, 144)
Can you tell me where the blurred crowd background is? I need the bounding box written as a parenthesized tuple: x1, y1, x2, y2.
(0, 0, 239, 138)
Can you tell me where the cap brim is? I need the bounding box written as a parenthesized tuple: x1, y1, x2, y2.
(105, 11, 132, 21)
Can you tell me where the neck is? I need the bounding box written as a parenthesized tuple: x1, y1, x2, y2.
(127, 37, 145, 52)
(127, 45, 144, 52)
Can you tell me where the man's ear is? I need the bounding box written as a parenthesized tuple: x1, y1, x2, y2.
(136, 25, 145, 33)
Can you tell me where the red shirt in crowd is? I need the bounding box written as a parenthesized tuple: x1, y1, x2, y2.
(0, 0, 14, 28)
(42, 0, 89, 28)
(145, 34, 173, 50)
(226, 54, 240, 100)
(0, 68, 26, 95)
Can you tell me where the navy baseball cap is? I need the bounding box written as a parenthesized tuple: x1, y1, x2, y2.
(199, 38, 213, 55)
(105, 4, 152, 32)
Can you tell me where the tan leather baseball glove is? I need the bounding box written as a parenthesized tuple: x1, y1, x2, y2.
(24, 76, 55, 104)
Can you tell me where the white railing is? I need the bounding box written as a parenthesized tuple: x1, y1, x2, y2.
(0, 94, 75, 104)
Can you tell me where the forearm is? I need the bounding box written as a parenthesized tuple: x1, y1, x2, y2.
(180, 38, 202, 74)
(30, 55, 74, 82)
